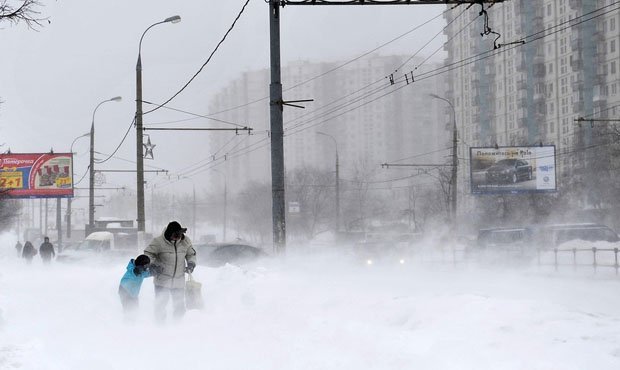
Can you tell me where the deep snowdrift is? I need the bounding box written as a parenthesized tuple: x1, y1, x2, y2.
(1, 233, 620, 370)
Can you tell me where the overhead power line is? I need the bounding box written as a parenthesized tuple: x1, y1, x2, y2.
(143, 0, 252, 116)
(283, 2, 620, 138)
(206, 7, 450, 118)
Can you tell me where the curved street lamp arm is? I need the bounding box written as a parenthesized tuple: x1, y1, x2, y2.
(70, 132, 90, 153)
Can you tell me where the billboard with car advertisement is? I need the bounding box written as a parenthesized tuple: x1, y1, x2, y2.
(470, 146, 556, 194)
(0, 153, 73, 198)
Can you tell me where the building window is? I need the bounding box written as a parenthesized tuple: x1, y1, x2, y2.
(612, 61, 617, 74)
(611, 39, 616, 53)
(611, 17, 616, 32)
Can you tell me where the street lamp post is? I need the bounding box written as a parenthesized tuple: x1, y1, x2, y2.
(68, 132, 90, 239)
(135, 15, 181, 233)
(316, 131, 340, 233)
(429, 93, 458, 227)
(212, 169, 228, 241)
(89, 96, 122, 234)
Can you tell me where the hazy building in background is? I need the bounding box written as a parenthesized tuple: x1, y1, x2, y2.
(443, 0, 620, 213)
(207, 55, 445, 194)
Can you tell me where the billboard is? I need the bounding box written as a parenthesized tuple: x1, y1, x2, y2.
(470, 146, 556, 194)
(0, 153, 74, 198)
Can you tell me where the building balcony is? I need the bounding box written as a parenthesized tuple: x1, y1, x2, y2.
(533, 62, 546, 78)
(571, 37, 581, 52)
(569, 0, 582, 8)
(573, 101, 585, 114)
(533, 92, 545, 101)
(593, 98, 607, 109)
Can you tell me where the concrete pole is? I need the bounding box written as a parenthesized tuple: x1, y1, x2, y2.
(89, 119, 95, 232)
(336, 151, 340, 232)
(39, 199, 42, 235)
(269, 0, 286, 254)
(223, 177, 227, 241)
(136, 53, 146, 232)
(67, 198, 72, 239)
(56, 198, 62, 251)
(44, 198, 48, 238)
(192, 184, 196, 241)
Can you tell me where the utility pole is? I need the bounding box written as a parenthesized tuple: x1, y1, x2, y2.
(430, 93, 457, 226)
(269, 0, 286, 254)
(223, 178, 228, 241)
(44, 198, 48, 238)
(56, 198, 62, 251)
(267, 0, 502, 253)
(192, 184, 196, 241)
(67, 198, 72, 239)
(39, 199, 42, 236)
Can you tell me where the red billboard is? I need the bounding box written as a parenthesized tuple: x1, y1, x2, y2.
(0, 153, 74, 198)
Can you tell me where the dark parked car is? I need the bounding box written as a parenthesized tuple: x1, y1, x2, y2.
(476, 227, 533, 249)
(485, 159, 533, 184)
(195, 243, 268, 267)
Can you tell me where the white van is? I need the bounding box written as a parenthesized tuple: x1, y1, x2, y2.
(78, 231, 115, 252)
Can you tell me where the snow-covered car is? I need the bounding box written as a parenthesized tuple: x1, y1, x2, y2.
(56, 231, 134, 263)
(533, 223, 620, 248)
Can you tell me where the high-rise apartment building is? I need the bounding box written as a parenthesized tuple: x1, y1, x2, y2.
(207, 55, 445, 194)
(443, 0, 620, 211)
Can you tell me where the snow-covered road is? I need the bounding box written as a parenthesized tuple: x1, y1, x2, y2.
(1, 242, 620, 370)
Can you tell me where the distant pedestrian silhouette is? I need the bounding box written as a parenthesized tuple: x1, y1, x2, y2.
(39, 237, 55, 264)
(22, 241, 37, 264)
(15, 241, 23, 258)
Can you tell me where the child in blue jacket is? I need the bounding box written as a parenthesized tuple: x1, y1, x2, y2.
(118, 254, 153, 313)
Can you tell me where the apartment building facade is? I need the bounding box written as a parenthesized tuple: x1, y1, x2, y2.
(443, 0, 620, 212)
(207, 55, 445, 195)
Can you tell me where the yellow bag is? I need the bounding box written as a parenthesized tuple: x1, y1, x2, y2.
(185, 273, 204, 310)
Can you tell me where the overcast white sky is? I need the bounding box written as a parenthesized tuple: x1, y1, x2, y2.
(0, 0, 447, 200)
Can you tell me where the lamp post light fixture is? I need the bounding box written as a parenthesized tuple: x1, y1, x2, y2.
(88, 96, 122, 233)
(429, 93, 457, 227)
(136, 15, 181, 232)
(70, 132, 90, 154)
(316, 131, 340, 233)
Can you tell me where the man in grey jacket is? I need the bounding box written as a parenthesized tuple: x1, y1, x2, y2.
(144, 221, 197, 321)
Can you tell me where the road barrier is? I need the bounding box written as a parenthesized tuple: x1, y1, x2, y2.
(544, 247, 620, 275)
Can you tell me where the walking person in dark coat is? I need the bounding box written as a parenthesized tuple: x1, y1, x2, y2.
(39, 237, 55, 264)
(15, 241, 23, 258)
(22, 241, 37, 264)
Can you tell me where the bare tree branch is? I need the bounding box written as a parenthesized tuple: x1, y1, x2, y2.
(0, 0, 47, 30)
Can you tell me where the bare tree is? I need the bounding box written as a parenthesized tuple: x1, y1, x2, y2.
(0, 0, 46, 29)
(232, 182, 272, 246)
(286, 166, 333, 240)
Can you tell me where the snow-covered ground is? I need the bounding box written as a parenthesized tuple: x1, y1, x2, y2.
(1, 233, 620, 370)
